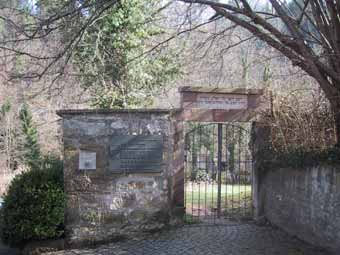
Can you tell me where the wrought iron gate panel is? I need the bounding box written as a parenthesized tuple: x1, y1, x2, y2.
(184, 123, 253, 223)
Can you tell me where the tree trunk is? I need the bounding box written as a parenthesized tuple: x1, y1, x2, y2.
(330, 99, 340, 147)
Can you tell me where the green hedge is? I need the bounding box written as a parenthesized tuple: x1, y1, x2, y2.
(259, 146, 340, 170)
(0, 156, 65, 247)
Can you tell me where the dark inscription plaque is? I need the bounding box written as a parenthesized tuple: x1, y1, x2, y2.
(109, 135, 163, 173)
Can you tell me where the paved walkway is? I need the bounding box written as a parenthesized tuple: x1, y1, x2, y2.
(46, 222, 333, 255)
(0, 241, 18, 255)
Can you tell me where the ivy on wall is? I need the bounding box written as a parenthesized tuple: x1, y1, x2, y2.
(253, 123, 340, 170)
(259, 146, 340, 170)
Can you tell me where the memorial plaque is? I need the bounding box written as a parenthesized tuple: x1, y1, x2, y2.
(188, 94, 248, 110)
(109, 135, 163, 173)
(79, 150, 96, 170)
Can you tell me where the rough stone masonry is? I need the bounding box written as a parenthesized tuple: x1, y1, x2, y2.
(261, 165, 340, 252)
(57, 109, 182, 248)
(56, 87, 264, 248)
(252, 123, 340, 252)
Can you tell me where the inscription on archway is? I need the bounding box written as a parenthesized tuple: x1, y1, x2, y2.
(189, 93, 248, 110)
(179, 86, 265, 122)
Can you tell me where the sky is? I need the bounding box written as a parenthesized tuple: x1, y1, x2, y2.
(24, 0, 38, 13)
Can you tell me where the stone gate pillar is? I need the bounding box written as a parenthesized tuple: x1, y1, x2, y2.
(170, 111, 185, 219)
(251, 122, 271, 220)
(57, 109, 178, 247)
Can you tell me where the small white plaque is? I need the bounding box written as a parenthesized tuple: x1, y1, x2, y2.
(192, 94, 248, 110)
(79, 150, 96, 170)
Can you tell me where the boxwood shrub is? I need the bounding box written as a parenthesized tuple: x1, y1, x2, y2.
(0, 156, 65, 247)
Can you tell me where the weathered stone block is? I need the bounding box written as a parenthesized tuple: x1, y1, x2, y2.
(58, 110, 176, 247)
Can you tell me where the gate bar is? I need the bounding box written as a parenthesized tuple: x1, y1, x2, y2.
(217, 123, 222, 218)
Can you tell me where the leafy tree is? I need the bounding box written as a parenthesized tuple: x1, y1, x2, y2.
(72, 0, 181, 108)
(19, 103, 41, 169)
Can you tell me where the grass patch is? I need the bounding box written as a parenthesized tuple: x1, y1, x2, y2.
(185, 183, 252, 218)
(183, 214, 201, 225)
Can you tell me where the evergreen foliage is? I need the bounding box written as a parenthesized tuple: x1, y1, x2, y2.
(72, 0, 181, 108)
(19, 103, 41, 169)
(0, 155, 65, 247)
(0, 100, 11, 114)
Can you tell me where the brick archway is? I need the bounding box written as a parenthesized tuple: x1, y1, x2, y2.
(171, 87, 265, 221)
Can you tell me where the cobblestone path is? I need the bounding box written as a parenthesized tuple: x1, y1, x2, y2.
(0, 241, 18, 255)
(47, 222, 333, 255)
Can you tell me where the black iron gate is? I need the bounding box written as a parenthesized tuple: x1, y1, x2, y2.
(184, 122, 253, 223)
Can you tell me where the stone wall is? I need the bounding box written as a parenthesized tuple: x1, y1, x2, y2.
(251, 123, 340, 252)
(260, 165, 340, 251)
(58, 110, 181, 247)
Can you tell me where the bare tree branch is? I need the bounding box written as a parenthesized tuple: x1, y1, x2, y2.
(179, 0, 340, 143)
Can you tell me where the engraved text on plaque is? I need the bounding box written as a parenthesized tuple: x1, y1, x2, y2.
(109, 135, 163, 173)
